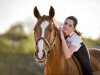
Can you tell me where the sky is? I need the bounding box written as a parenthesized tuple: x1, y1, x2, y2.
(0, 0, 100, 39)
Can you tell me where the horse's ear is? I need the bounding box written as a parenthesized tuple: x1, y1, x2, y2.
(49, 6, 55, 18)
(33, 6, 41, 19)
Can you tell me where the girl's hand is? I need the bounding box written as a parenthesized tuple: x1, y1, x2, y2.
(59, 27, 65, 40)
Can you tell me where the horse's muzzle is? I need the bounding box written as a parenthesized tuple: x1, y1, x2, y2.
(34, 49, 47, 63)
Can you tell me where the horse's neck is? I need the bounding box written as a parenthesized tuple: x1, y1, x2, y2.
(45, 34, 63, 74)
(54, 31, 63, 57)
(48, 33, 62, 61)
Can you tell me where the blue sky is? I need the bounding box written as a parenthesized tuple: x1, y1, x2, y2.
(0, 0, 100, 39)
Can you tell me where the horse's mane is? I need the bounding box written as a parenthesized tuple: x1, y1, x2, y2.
(53, 19, 60, 30)
(52, 18, 62, 41)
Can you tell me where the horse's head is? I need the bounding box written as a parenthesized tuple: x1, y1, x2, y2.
(33, 6, 57, 63)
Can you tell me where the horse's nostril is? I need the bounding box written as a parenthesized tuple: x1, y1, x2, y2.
(42, 50, 46, 57)
(34, 50, 38, 57)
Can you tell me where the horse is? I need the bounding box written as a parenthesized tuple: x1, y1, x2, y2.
(33, 6, 100, 75)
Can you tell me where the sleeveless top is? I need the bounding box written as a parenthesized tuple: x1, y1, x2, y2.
(65, 32, 82, 52)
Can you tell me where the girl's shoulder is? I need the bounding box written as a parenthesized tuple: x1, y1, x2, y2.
(71, 32, 82, 43)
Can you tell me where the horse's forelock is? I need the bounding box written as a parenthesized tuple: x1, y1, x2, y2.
(52, 19, 60, 30)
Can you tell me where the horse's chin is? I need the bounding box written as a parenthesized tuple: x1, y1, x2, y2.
(36, 58, 46, 63)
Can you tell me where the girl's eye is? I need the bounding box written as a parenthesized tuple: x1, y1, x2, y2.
(64, 22, 68, 25)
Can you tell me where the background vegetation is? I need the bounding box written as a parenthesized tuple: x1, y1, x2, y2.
(0, 20, 100, 75)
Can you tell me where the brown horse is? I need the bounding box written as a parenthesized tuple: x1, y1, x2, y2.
(33, 6, 100, 75)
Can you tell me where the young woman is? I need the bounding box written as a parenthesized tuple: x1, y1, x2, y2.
(59, 16, 93, 75)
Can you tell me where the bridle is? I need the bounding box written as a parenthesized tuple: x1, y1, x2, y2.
(35, 29, 57, 56)
(35, 25, 57, 63)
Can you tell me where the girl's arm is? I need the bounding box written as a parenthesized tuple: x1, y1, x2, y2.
(59, 28, 77, 59)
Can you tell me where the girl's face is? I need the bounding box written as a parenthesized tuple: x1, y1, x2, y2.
(63, 19, 75, 36)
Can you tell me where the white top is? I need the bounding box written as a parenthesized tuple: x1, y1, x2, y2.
(66, 32, 82, 52)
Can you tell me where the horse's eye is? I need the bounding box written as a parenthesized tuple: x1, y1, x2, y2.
(34, 31, 37, 40)
(34, 32, 35, 35)
(48, 29, 52, 32)
(34, 30, 36, 35)
(34, 32, 36, 37)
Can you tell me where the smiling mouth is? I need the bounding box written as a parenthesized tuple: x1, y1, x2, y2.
(63, 28, 69, 31)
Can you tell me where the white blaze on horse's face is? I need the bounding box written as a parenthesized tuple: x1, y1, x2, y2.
(37, 20, 49, 59)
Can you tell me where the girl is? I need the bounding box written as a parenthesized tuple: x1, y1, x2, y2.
(59, 16, 93, 75)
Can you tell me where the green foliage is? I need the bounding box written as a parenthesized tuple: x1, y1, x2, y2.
(0, 37, 11, 52)
(0, 34, 35, 53)
(14, 33, 35, 53)
(0, 53, 44, 75)
(96, 37, 100, 44)
(82, 37, 100, 48)
(0, 23, 35, 53)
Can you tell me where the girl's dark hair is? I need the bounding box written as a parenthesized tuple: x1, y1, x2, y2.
(66, 16, 82, 36)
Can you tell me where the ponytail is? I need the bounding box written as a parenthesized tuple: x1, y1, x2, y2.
(74, 29, 82, 36)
